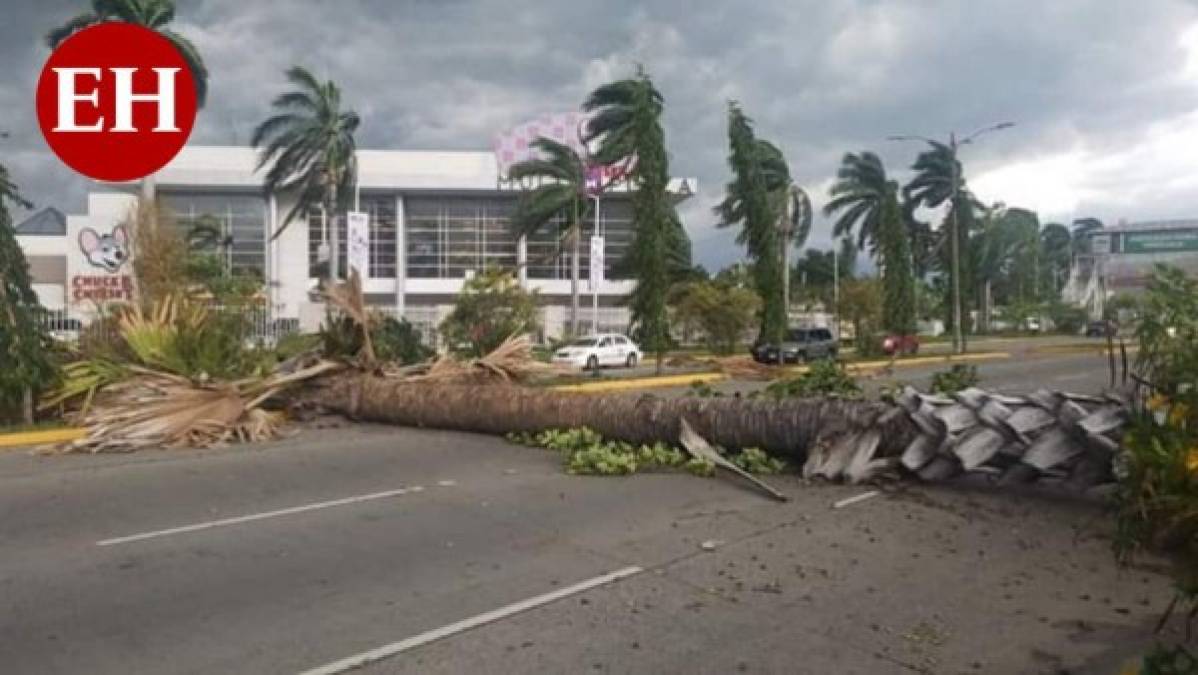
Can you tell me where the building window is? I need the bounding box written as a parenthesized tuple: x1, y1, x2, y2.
(306, 196, 398, 278)
(525, 198, 634, 281)
(160, 191, 266, 278)
(404, 197, 518, 278)
(365, 196, 398, 278)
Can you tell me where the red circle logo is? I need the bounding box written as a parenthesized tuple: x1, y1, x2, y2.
(36, 23, 197, 182)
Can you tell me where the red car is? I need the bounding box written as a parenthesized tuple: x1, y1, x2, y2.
(882, 334, 920, 356)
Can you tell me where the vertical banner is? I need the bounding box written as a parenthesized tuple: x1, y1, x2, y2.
(347, 211, 370, 278)
(589, 235, 605, 286)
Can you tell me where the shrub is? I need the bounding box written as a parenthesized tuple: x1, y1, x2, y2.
(1046, 301, 1089, 335)
(670, 280, 760, 354)
(440, 268, 541, 357)
(759, 359, 862, 400)
(505, 427, 782, 477)
(0, 176, 57, 422)
(1115, 265, 1198, 612)
(929, 364, 980, 394)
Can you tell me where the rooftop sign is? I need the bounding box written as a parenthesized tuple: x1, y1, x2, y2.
(1123, 229, 1198, 253)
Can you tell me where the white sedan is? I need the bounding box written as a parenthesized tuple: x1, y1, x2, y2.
(551, 334, 642, 370)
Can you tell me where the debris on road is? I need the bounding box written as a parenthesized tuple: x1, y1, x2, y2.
(832, 490, 881, 509)
(679, 419, 789, 502)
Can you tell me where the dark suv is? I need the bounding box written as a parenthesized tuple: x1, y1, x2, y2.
(751, 328, 838, 364)
(1085, 320, 1117, 338)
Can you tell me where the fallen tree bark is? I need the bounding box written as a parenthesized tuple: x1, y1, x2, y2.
(309, 375, 916, 461)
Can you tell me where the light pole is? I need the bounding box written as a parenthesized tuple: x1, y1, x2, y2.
(889, 122, 1014, 354)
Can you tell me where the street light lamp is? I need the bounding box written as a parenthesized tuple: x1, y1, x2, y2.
(889, 122, 1014, 354)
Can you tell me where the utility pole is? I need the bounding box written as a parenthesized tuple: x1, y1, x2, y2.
(832, 242, 840, 341)
(948, 132, 964, 353)
(889, 122, 1014, 354)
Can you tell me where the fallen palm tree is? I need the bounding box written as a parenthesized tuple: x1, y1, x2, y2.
(307, 373, 915, 461)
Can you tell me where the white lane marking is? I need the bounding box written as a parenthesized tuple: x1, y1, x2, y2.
(298, 566, 644, 675)
(833, 490, 880, 509)
(97, 487, 423, 546)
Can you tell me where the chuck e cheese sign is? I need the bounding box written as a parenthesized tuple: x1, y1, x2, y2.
(69, 222, 134, 305)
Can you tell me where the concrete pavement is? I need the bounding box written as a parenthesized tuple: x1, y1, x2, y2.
(0, 417, 1182, 674)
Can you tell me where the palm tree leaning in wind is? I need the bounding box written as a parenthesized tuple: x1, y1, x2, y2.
(252, 66, 360, 282)
(47, 0, 209, 107)
(583, 67, 681, 374)
(507, 139, 590, 338)
(715, 104, 786, 347)
(904, 142, 977, 343)
(825, 151, 914, 336)
(1040, 222, 1072, 296)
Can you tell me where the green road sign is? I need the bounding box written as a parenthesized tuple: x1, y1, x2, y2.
(1123, 230, 1198, 253)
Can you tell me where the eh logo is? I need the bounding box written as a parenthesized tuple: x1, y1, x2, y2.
(36, 23, 197, 182)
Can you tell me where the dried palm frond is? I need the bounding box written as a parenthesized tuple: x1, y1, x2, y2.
(318, 269, 376, 364)
(712, 356, 775, 381)
(52, 360, 342, 453)
(394, 334, 552, 384)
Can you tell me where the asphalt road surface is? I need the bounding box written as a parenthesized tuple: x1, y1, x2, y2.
(571, 336, 1122, 397)
(0, 399, 1182, 674)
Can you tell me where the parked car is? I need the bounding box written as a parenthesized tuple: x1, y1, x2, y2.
(552, 333, 642, 370)
(750, 328, 838, 364)
(881, 334, 920, 356)
(1085, 320, 1117, 338)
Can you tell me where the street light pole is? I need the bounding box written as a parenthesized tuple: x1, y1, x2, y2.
(948, 132, 964, 354)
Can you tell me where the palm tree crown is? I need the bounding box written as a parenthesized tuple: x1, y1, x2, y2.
(508, 138, 589, 240)
(47, 0, 209, 107)
(823, 151, 891, 252)
(903, 141, 965, 209)
(507, 138, 590, 336)
(251, 66, 360, 239)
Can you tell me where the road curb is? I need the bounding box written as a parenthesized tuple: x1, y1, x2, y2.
(786, 351, 1011, 376)
(0, 427, 86, 449)
(550, 371, 726, 393)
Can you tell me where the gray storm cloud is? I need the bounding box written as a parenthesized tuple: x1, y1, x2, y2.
(3, 0, 1197, 269)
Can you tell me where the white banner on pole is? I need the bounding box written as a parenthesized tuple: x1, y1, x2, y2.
(589, 235, 605, 287)
(347, 211, 370, 278)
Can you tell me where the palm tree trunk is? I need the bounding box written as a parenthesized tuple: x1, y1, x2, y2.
(570, 199, 581, 338)
(312, 377, 912, 461)
(21, 387, 33, 426)
(326, 188, 339, 281)
(781, 236, 790, 327)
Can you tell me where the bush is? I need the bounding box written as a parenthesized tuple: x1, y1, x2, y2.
(759, 359, 862, 400)
(440, 268, 541, 357)
(670, 280, 760, 354)
(1046, 301, 1089, 335)
(505, 427, 781, 477)
(1115, 265, 1198, 607)
(929, 364, 980, 394)
(373, 316, 433, 364)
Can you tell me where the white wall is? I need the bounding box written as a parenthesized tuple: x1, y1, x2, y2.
(32, 283, 65, 309)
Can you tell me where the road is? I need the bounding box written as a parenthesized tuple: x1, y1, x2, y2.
(0, 356, 1180, 675)
(648, 338, 1123, 399)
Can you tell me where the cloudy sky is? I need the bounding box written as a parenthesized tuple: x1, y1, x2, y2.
(4, 0, 1198, 269)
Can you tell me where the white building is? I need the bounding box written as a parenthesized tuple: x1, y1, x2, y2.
(1063, 219, 1198, 317)
(16, 146, 696, 343)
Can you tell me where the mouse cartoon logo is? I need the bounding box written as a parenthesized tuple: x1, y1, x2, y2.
(79, 225, 130, 272)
